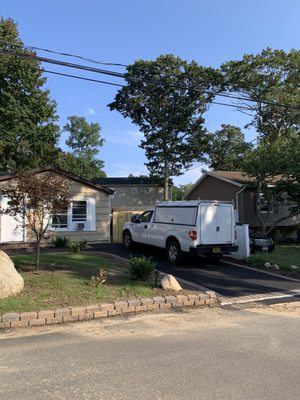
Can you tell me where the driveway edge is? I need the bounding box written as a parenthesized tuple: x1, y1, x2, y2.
(0, 292, 217, 330)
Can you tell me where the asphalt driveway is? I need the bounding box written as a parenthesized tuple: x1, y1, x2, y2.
(88, 243, 300, 299)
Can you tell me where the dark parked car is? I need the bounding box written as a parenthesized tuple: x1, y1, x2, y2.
(250, 235, 275, 253)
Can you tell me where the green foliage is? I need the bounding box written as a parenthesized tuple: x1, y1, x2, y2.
(90, 268, 107, 287)
(222, 48, 300, 141)
(56, 116, 106, 179)
(51, 236, 69, 248)
(242, 136, 300, 234)
(221, 48, 300, 233)
(172, 183, 193, 201)
(128, 256, 156, 281)
(0, 17, 60, 171)
(67, 240, 87, 253)
(109, 54, 222, 199)
(206, 124, 252, 171)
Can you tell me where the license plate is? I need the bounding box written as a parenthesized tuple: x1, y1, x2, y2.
(262, 246, 268, 251)
(212, 247, 221, 253)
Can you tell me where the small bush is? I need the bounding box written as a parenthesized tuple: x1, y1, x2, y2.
(90, 268, 107, 287)
(67, 240, 87, 253)
(52, 236, 69, 248)
(128, 256, 156, 281)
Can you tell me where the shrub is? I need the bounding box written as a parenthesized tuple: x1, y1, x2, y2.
(67, 240, 87, 253)
(52, 236, 69, 248)
(128, 256, 156, 281)
(90, 268, 107, 287)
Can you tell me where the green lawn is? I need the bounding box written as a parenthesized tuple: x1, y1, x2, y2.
(246, 246, 300, 273)
(0, 252, 158, 315)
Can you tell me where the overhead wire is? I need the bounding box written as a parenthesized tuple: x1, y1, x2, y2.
(43, 69, 253, 111)
(1, 48, 300, 111)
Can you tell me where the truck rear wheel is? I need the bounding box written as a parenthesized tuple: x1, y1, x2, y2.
(167, 240, 182, 264)
(123, 230, 133, 249)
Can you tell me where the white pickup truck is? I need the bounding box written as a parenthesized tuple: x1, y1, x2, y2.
(122, 200, 238, 263)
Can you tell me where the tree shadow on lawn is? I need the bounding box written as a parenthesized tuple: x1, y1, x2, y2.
(13, 252, 129, 283)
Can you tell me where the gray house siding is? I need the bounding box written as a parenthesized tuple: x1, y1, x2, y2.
(109, 184, 165, 211)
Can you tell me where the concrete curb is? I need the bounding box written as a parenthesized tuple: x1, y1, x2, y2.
(0, 292, 218, 330)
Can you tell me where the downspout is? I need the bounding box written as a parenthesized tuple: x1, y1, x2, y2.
(108, 194, 112, 243)
(235, 186, 245, 223)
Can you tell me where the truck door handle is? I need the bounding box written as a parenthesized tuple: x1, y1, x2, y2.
(216, 227, 220, 232)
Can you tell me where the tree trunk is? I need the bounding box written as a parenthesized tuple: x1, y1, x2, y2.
(36, 239, 41, 271)
(164, 161, 169, 201)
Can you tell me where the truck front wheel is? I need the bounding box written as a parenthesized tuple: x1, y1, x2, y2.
(166, 240, 182, 264)
(123, 230, 133, 249)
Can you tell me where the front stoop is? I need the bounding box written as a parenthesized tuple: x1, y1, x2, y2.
(0, 292, 217, 330)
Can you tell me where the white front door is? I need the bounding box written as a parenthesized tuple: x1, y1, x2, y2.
(0, 197, 24, 243)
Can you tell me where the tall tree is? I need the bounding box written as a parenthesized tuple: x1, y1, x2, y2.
(206, 124, 252, 171)
(0, 171, 71, 269)
(221, 49, 300, 233)
(0, 17, 59, 172)
(109, 54, 222, 200)
(57, 116, 106, 179)
(221, 48, 300, 142)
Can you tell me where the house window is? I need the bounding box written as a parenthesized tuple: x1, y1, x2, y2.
(132, 187, 138, 194)
(72, 201, 87, 221)
(254, 193, 279, 214)
(52, 207, 68, 229)
(52, 199, 95, 231)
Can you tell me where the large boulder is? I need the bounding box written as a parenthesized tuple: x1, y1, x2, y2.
(0, 250, 24, 299)
(161, 274, 182, 292)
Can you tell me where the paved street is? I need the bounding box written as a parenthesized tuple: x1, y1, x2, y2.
(1, 305, 300, 400)
(88, 243, 300, 299)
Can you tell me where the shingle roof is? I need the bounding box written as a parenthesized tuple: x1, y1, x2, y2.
(211, 171, 254, 184)
(92, 177, 164, 186)
(211, 171, 284, 185)
(0, 166, 114, 195)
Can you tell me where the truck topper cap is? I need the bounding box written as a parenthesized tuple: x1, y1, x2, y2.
(156, 200, 234, 207)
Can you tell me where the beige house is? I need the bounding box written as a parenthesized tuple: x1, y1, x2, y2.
(92, 177, 170, 212)
(185, 171, 300, 232)
(0, 166, 114, 245)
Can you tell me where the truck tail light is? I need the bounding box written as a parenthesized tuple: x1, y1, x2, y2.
(188, 229, 197, 241)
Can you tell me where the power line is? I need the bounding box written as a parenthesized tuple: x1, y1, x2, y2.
(1, 48, 300, 111)
(20, 45, 300, 112)
(44, 69, 124, 87)
(2, 41, 128, 68)
(43, 68, 253, 111)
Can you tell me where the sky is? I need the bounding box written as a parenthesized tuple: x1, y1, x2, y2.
(1, 0, 299, 185)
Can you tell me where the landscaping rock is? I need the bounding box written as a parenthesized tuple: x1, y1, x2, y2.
(290, 265, 298, 270)
(273, 264, 280, 270)
(264, 262, 272, 268)
(0, 250, 24, 299)
(161, 274, 182, 292)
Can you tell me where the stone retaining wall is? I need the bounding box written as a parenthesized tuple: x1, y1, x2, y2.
(0, 291, 217, 330)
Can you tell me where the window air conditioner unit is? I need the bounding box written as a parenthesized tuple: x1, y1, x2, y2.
(75, 222, 85, 230)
